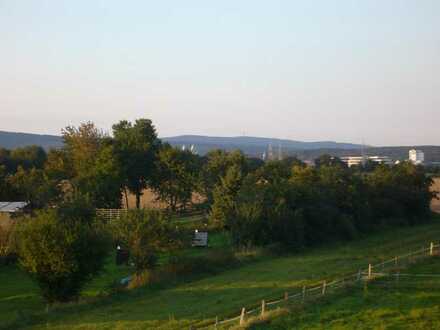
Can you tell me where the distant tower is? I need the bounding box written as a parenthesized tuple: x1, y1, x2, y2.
(182, 145, 186, 151)
(360, 140, 367, 166)
(262, 152, 267, 161)
(267, 144, 274, 161)
(278, 143, 283, 161)
(190, 144, 198, 155)
(409, 149, 424, 165)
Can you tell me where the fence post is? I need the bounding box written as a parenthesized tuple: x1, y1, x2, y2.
(357, 269, 361, 282)
(302, 285, 306, 303)
(430, 242, 434, 256)
(261, 300, 266, 317)
(322, 281, 327, 295)
(215, 316, 218, 329)
(395, 256, 398, 266)
(240, 307, 246, 326)
(284, 292, 288, 301)
(368, 264, 372, 280)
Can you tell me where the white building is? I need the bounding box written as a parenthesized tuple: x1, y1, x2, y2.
(341, 156, 393, 167)
(409, 149, 424, 165)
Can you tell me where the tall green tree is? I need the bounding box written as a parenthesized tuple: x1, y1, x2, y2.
(152, 144, 200, 211)
(10, 145, 47, 171)
(16, 198, 111, 304)
(113, 119, 161, 209)
(8, 166, 60, 209)
(62, 122, 104, 183)
(61, 123, 123, 208)
(200, 150, 247, 204)
(210, 164, 244, 228)
(112, 210, 181, 274)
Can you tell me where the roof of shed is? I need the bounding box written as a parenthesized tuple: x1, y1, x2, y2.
(0, 202, 28, 213)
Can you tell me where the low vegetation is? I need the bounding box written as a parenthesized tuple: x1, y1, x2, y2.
(251, 257, 440, 330)
(0, 117, 438, 329)
(1, 218, 440, 329)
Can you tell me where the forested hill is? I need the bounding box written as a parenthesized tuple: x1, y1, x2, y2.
(0, 131, 62, 150)
(0, 131, 363, 152)
(163, 135, 363, 155)
(1, 130, 439, 162)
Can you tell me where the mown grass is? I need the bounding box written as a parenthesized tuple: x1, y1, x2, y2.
(252, 257, 440, 330)
(2, 218, 440, 329)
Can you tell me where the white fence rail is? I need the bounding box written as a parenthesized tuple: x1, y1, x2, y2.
(195, 242, 439, 329)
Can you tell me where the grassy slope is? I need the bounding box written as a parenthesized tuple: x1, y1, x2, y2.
(2, 219, 440, 329)
(254, 257, 440, 330)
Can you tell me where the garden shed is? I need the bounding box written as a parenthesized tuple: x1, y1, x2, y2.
(0, 202, 28, 229)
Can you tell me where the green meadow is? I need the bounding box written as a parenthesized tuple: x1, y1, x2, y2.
(2, 219, 440, 329)
(253, 257, 440, 330)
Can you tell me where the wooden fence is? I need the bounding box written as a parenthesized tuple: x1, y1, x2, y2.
(196, 241, 439, 329)
(96, 209, 128, 222)
(96, 208, 206, 225)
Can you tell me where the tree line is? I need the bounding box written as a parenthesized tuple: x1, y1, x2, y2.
(211, 157, 435, 249)
(0, 118, 436, 306)
(0, 119, 262, 212)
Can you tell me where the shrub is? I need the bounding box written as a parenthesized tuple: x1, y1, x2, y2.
(128, 249, 238, 289)
(0, 225, 17, 265)
(112, 209, 182, 274)
(16, 201, 111, 304)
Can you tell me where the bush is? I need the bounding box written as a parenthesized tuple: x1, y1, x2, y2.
(0, 225, 17, 266)
(219, 160, 434, 250)
(16, 201, 111, 304)
(112, 209, 182, 274)
(128, 249, 238, 289)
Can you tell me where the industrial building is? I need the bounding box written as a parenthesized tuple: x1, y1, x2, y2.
(409, 149, 424, 165)
(341, 156, 393, 167)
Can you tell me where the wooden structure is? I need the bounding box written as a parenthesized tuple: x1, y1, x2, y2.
(0, 202, 28, 229)
(192, 231, 208, 247)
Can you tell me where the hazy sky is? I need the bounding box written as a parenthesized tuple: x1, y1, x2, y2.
(1, 1, 439, 146)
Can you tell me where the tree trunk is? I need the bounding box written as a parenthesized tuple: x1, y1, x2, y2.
(136, 193, 141, 209)
(124, 188, 129, 209)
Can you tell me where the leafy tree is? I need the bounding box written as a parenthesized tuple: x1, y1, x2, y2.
(314, 154, 346, 168)
(152, 144, 200, 211)
(246, 157, 265, 173)
(62, 122, 104, 185)
(210, 165, 244, 228)
(0, 148, 13, 173)
(44, 149, 71, 182)
(8, 166, 60, 209)
(112, 119, 161, 209)
(112, 210, 181, 274)
(200, 150, 247, 204)
(61, 123, 123, 208)
(10, 145, 47, 171)
(0, 146, 47, 174)
(16, 199, 110, 304)
(90, 143, 124, 208)
(0, 165, 11, 200)
(225, 158, 434, 250)
(366, 162, 434, 223)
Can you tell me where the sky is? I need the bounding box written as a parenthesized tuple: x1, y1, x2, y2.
(0, 1, 439, 146)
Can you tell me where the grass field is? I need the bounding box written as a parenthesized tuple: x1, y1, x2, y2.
(253, 256, 440, 330)
(2, 217, 440, 329)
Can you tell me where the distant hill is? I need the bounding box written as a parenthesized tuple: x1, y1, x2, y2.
(163, 135, 363, 155)
(0, 131, 62, 150)
(1, 131, 439, 163)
